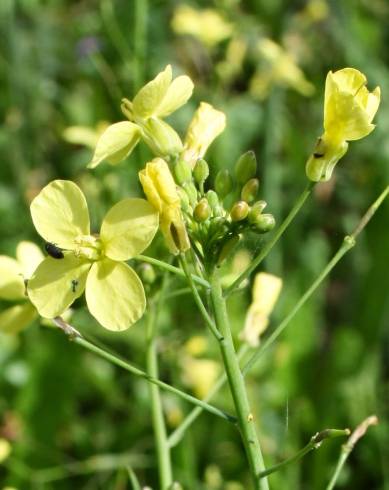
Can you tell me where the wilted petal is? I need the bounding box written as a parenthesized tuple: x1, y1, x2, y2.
(0, 303, 37, 334)
(133, 65, 172, 119)
(88, 121, 140, 168)
(27, 255, 91, 319)
(85, 259, 146, 331)
(31, 180, 90, 250)
(100, 198, 159, 261)
(0, 256, 25, 301)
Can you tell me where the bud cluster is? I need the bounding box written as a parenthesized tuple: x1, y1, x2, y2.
(172, 151, 275, 266)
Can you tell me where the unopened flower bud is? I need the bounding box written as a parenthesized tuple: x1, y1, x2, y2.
(217, 234, 241, 264)
(206, 190, 223, 217)
(193, 159, 209, 186)
(174, 159, 192, 184)
(142, 118, 183, 157)
(252, 213, 275, 233)
(138, 263, 156, 284)
(248, 200, 267, 223)
(241, 178, 259, 203)
(177, 187, 191, 213)
(235, 150, 257, 184)
(194, 198, 212, 222)
(215, 169, 233, 197)
(230, 200, 249, 222)
(182, 182, 198, 207)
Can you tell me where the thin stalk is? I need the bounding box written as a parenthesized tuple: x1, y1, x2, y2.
(225, 182, 314, 296)
(243, 184, 389, 375)
(53, 318, 236, 424)
(209, 271, 269, 490)
(258, 429, 350, 479)
(133, 0, 148, 92)
(134, 255, 210, 289)
(180, 255, 223, 341)
(127, 465, 142, 490)
(100, 0, 132, 69)
(166, 185, 389, 445)
(146, 284, 173, 489)
(167, 345, 249, 449)
(326, 416, 378, 490)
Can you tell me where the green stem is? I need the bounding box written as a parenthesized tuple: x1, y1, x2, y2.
(53, 319, 236, 424)
(166, 185, 389, 445)
(180, 255, 223, 341)
(258, 429, 350, 479)
(225, 182, 314, 296)
(133, 0, 148, 92)
(209, 271, 269, 490)
(134, 255, 210, 288)
(146, 288, 173, 488)
(167, 345, 249, 449)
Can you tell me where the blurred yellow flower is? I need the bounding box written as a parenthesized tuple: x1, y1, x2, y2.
(182, 102, 226, 168)
(217, 36, 247, 84)
(0, 439, 11, 463)
(171, 5, 234, 47)
(89, 65, 193, 168)
(139, 158, 190, 255)
(306, 68, 380, 181)
(0, 241, 43, 334)
(63, 121, 110, 149)
(181, 357, 220, 399)
(27, 180, 159, 331)
(250, 38, 314, 99)
(240, 272, 282, 347)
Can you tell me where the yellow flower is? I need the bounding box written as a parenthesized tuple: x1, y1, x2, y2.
(27, 180, 159, 331)
(63, 121, 110, 149)
(181, 357, 220, 399)
(306, 68, 380, 182)
(250, 38, 314, 99)
(181, 102, 226, 168)
(0, 241, 43, 334)
(89, 65, 194, 168)
(171, 5, 234, 47)
(0, 439, 11, 463)
(240, 272, 282, 347)
(139, 158, 190, 255)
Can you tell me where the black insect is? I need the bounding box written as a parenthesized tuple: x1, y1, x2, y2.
(71, 279, 79, 293)
(45, 242, 64, 259)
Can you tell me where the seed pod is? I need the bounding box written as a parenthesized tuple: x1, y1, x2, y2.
(241, 178, 259, 203)
(217, 234, 241, 265)
(193, 159, 209, 186)
(252, 213, 275, 233)
(194, 198, 212, 222)
(174, 159, 192, 184)
(230, 200, 249, 222)
(215, 169, 233, 198)
(234, 150, 257, 184)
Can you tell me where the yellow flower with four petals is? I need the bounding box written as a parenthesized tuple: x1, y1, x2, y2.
(306, 67, 380, 182)
(27, 180, 159, 331)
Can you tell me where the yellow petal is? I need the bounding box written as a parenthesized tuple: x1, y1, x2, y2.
(143, 158, 180, 206)
(100, 198, 159, 261)
(0, 303, 37, 334)
(138, 169, 163, 212)
(252, 272, 283, 315)
(331, 67, 367, 94)
(88, 121, 140, 168)
(63, 126, 100, 149)
(141, 117, 183, 157)
(133, 65, 172, 119)
(156, 75, 194, 117)
(85, 259, 145, 331)
(31, 180, 90, 250)
(27, 255, 91, 318)
(0, 256, 25, 300)
(365, 86, 381, 122)
(16, 241, 44, 279)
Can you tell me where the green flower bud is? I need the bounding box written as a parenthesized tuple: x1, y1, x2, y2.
(194, 198, 212, 222)
(182, 182, 198, 207)
(235, 150, 257, 184)
(248, 200, 267, 223)
(215, 169, 233, 198)
(206, 190, 224, 217)
(137, 263, 156, 284)
(217, 234, 241, 265)
(174, 159, 192, 184)
(252, 213, 275, 233)
(193, 159, 209, 186)
(177, 187, 191, 213)
(241, 178, 259, 203)
(230, 200, 249, 222)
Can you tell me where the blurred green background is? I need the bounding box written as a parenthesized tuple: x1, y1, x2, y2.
(1, 0, 388, 488)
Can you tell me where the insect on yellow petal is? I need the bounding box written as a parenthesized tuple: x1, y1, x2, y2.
(31, 180, 90, 250)
(0, 303, 37, 334)
(0, 256, 25, 301)
(88, 121, 141, 168)
(16, 241, 44, 279)
(100, 198, 159, 261)
(85, 259, 146, 331)
(132, 65, 172, 120)
(27, 255, 91, 319)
